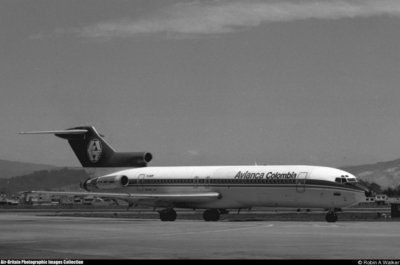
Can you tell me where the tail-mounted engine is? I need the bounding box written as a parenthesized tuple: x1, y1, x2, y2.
(81, 175, 130, 191)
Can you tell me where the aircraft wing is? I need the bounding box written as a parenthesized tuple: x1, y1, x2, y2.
(27, 190, 221, 205)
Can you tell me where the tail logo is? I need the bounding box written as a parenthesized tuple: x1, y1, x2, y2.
(87, 139, 102, 163)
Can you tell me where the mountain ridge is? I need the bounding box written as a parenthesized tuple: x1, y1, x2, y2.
(0, 159, 58, 179)
(341, 158, 400, 188)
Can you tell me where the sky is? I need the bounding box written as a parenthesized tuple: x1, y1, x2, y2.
(1, 0, 400, 168)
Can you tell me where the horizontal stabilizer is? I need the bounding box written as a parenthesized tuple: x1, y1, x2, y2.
(19, 129, 88, 135)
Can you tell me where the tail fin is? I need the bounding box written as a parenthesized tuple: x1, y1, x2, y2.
(19, 126, 152, 168)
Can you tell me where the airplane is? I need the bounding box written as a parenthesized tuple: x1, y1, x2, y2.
(19, 126, 370, 222)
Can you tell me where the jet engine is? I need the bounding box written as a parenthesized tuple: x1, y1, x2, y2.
(81, 175, 130, 191)
(109, 152, 153, 167)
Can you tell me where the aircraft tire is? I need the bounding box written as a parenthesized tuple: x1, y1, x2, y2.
(325, 211, 338, 223)
(203, 209, 220, 221)
(159, 209, 177, 221)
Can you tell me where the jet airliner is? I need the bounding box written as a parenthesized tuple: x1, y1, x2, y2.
(20, 126, 369, 222)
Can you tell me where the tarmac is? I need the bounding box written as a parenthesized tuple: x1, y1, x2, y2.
(0, 212, 399, 259)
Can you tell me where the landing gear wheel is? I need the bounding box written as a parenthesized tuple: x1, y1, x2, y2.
(159, 209, 177, 221)
(325, 211, 338, 223)
(203, 209, 220, 221)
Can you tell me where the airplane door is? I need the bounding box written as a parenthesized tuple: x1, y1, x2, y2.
(194, 176, 199, 189)
(137, 174, 145, 192)
(206, 176, 210, 188)
(296, 172, 307, 193)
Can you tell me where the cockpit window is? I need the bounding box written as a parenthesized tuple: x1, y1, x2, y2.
(335, 176, 357, 184)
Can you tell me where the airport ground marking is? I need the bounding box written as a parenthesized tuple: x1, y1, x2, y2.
(158, 223, 274, 237)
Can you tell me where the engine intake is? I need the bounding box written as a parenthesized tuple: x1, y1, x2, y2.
(120, 175, 129, 187)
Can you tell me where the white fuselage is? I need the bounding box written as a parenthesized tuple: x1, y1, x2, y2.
(88, 165, 367, 210)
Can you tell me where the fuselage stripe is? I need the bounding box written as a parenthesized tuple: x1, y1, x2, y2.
(125, 183, 364, 193)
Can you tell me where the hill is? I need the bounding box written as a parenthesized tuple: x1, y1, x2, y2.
(0, 159, 58, 179)
(0, 168, 89, 194)
(341, 159, 400, 189)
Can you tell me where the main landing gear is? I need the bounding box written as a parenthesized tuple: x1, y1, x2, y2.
(158, 208, 226, 222)
(159, 208, 177, 221)
(203, 209, 221, 221)
(325, 210, 338, 223)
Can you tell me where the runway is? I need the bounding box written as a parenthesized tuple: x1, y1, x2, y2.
(0, 212, 399, 259)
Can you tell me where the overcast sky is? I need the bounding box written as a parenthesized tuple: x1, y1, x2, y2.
(1, 0, 400, 168)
